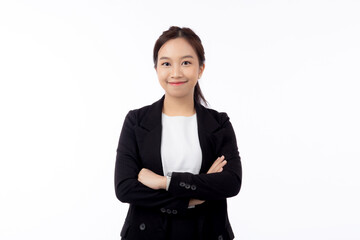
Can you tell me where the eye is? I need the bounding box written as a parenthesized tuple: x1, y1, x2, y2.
(161, 62, 171, 67)
(182, 61, 191, 66)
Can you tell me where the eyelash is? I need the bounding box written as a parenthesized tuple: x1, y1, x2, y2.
(161, 61, 192, 66)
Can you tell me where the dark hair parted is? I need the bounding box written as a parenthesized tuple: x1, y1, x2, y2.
(153, 26, 208, 106)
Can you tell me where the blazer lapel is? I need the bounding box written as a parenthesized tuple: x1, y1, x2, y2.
(194, 99, 221, 173)
(135, 96, 165, 175)
(136, 95, 221, 176)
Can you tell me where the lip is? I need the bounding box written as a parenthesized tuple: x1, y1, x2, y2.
(168, 81, 187, 86)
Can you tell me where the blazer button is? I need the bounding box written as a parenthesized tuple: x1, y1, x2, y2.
(185, 184, 191, 189)
(179, 182, 186, 187)
(172, 209, 178, 214)
(139, 223, 146, 231)
(160, 208, 166, 213)
(218, 235, 223, 240)
(191, 185, 197, 190)
(166, 209, 172, 214)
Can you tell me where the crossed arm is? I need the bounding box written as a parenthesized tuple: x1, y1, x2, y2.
(138, 155, 228, 207)
(115, 110, 241, 213)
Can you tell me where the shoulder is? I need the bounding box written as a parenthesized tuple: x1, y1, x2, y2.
(126, 102, 154, 121)
(200, 105, 230, 127)
(123, 97, 163, 128)
(123, 104, 150, 126)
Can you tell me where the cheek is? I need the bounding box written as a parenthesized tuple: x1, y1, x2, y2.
(157, 70, 168, 80)
(185, 68, 199, 78)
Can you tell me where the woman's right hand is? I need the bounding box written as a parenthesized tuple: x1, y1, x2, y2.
(189, 156, 227, 207)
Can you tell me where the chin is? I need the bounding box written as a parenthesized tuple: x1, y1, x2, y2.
(165, 91, 193, 99)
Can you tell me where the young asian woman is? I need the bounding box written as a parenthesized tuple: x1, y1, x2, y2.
(114, 26, 242, 240)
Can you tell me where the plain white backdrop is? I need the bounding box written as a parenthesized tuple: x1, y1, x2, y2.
(1, 0, 359, 239)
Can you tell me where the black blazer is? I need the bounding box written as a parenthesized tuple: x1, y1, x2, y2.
(115, 95, 242, 240)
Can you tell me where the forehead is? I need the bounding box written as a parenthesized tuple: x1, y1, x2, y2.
(158, 38, 197, 59)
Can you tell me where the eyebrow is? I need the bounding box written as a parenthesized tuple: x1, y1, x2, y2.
(159, 55, 194, 60)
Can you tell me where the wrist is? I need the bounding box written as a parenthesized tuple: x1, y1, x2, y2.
(160, 176, 167, 190)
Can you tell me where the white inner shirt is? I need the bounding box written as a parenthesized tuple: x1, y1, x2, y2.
(160, 112, 202, 177)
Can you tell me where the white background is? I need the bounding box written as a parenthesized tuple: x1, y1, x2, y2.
(1, 0, 359, 239)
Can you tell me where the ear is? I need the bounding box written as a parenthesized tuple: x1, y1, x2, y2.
(199, 63, 205, 78)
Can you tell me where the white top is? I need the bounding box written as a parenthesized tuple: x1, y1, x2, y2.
(160, 112, 202, 179)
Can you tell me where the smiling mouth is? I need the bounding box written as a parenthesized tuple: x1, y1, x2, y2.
(168, 81, 188, 85)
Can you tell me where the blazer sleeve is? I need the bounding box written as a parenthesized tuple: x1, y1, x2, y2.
(114, 110, 189, 214)
(167, 112, 242, 200)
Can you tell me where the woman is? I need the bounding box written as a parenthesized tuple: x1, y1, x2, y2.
(114, 26, 242, 240)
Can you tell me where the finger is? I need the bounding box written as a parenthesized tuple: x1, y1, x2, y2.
(208, 159, 224, 173)
(219, 160, 227, 167)
(210, 157, 222, 168)
(208, 157, 222, 173)
(208, 156, 226, 173)
(214, 155, 225, 164)
(217, 155, 225, 163)
(212, 156, 225, 167)
(211, 160, 227, 173)
(212, 157, 226, 168)
(217, 160, 227, 171)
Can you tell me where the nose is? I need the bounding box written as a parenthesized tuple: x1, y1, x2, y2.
(171, 65, 183, 78)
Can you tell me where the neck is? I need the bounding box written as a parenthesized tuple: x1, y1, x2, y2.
(162, 94, 195, 116)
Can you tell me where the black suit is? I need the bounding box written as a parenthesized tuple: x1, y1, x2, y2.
(114, 95, 242, 240)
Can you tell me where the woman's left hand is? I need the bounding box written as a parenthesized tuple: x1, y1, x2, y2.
(138, 168, 167, 190)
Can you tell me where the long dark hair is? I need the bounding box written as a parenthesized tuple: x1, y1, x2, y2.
(153, 26, 208, 106)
